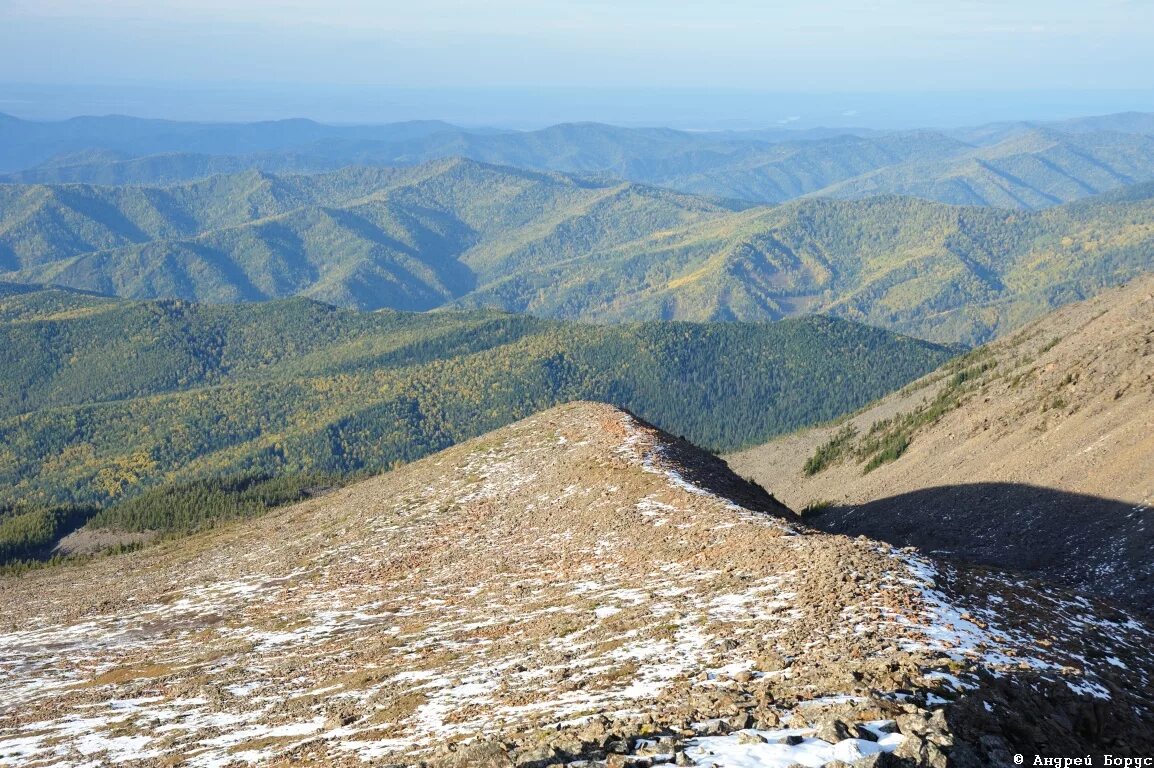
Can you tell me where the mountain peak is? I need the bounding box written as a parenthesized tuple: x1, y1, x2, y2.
(3, 401, 1153, 765)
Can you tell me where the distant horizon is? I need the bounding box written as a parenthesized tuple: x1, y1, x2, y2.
(2, 82, 1152, 131)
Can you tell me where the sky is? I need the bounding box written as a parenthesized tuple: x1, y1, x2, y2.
(1, 0, 1152, 126)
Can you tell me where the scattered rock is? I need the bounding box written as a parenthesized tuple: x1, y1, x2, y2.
(697, 720, 726, 736)
(728, 712, 753, 731)
(323, 705, 358, 729)
(769, 734, 806, 746)
(514, 742, 558, 765)
(6, 402, 1154, 767)
(895, 735, 949, 768)
(756, 710, 781, 728)
(815, 719, 854, 744)
(441, 740, 514, 768)
(852, 751, 900, 768)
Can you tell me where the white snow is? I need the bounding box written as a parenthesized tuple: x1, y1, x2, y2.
(685, 727, 903, 768)
(1065, 678, 1112, 700)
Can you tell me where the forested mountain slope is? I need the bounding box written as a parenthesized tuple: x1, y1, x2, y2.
(5, 161, 1154, 343)
(0, 159, 737, 312)
(821, 128, 1154, 207)
(727, 276, 1154, 610)
(0, 285, 953, 511)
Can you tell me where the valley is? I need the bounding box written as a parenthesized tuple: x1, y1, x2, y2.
(0, 282, 951, 562)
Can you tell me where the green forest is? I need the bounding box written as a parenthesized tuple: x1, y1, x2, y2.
(0, 286, 955, 565)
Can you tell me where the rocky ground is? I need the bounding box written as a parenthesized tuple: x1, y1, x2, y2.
(727, 275, 1154, 610)
(1, 402, 1153, 766)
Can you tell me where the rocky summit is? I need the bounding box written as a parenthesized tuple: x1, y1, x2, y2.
(2, 402, 1153, 767)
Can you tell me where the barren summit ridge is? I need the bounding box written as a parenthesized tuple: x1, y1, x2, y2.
(1, 403, 1153, 766)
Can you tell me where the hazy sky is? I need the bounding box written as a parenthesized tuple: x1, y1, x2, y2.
(0, 1, 1151, 124)
(4, 0, 1152, 90)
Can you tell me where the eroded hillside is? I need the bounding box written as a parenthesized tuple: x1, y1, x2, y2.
(2, 403, 1151, 766)
(728, 276, 1154, 610)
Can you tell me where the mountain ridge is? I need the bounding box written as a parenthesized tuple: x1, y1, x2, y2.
(7, 112, 1154, 210)
(2, 402, 1152, 765)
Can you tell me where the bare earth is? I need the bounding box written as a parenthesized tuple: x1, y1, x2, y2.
(52, 527, 159, 557)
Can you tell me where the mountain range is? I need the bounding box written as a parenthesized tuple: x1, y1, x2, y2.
(4, 158, 1154, 343)
(3, 107, 1154, 765)
(5, 112, 1154, 209)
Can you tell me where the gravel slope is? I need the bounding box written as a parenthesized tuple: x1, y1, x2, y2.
(1, 402, 1152, 766)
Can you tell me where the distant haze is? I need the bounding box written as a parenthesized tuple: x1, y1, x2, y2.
(1, 0, 1152, 128)
(2, 83, 1153, 129)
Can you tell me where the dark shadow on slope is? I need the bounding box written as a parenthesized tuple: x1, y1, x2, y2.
(808, 482, 1154, 613)
(623, 408, 801, 524)
(933, 563, 1154, 764)
(941, 667, 1154, 766)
